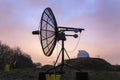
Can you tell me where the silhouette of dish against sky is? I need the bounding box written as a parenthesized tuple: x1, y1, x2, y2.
(32, 7, 84, 71)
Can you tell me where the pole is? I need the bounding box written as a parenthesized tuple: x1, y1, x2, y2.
(61, 39, 64, 71)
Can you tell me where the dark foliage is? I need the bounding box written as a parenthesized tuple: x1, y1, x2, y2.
(0, 41, 33, 69)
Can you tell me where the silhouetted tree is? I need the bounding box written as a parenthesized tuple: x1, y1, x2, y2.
(0, 41, 33, 69)
(13, 47, 33, 68)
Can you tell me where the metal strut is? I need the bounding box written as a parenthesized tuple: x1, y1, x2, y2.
(47, 32, 81, 73)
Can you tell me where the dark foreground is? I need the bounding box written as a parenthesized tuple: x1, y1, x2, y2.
(0, 68, 120, 80)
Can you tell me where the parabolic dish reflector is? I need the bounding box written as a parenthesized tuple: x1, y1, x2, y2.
(40, 8, 58, 56)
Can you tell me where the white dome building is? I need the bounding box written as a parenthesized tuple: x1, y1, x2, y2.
(77, 50, 89, 58)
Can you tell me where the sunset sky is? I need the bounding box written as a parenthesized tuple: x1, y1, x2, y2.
(0, 0, 120, 65)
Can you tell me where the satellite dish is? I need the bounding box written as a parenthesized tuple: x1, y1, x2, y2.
(32, 7, 84, 71)
(40, 8, 58, 56)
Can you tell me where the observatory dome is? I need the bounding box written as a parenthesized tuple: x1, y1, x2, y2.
(77, 50, 89, 58)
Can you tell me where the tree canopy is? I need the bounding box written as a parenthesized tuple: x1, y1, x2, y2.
(0, 41, 33, 69)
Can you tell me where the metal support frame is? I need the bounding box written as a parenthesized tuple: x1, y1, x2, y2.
(47, 32, 81, 73)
